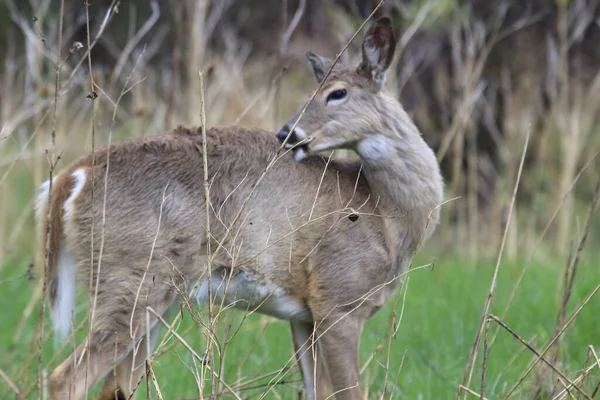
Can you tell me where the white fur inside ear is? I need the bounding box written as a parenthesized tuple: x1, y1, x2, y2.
(374, 71, 387, 86)
(362, 37, 389, 86)
(363, 44, 381, 69)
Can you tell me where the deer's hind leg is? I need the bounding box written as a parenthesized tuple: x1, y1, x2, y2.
(49, 278, 175, 400)
(96, 317, 164, 400)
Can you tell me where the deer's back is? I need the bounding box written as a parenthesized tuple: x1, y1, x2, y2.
(56, 126, 390, 312)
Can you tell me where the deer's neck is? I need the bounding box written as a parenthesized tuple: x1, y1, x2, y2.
(355, 107, 444, 272)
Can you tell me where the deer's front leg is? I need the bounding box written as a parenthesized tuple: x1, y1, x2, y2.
(313, 315, 364, 400)
(291, 321, 333, 400)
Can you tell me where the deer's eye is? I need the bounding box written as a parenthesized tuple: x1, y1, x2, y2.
(326, 88, 348, 104)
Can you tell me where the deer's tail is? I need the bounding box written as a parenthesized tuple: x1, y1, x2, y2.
(35, 168, 87, 342)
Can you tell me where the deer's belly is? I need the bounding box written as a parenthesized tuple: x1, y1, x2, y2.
(191, 269, 312, 322)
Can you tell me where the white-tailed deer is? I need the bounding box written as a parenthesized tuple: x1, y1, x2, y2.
(36, 17, 443, 400)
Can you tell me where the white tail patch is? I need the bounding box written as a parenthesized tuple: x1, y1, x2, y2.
(52, 244, 77, 342)
(35, 179, 51, 220)
(63, 169, 86, 221)
(39, 169, 85, 343)
(51, 170, 86, 342)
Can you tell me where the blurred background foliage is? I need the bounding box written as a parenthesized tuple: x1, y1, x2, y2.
(1, 0, 599, 261)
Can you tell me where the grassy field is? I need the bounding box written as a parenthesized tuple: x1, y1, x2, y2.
(2, 248, 599, 399)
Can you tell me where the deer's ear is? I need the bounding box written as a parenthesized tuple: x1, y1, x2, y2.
(358, 17, 396, 87)
(306, 51, 327, 83)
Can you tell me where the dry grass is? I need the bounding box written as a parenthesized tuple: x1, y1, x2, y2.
(1, 0, 600, 399)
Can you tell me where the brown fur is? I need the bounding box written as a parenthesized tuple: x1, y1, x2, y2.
(39, 18, 444, 400)
(42, 172, 74, 305)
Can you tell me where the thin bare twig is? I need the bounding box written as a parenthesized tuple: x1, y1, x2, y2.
(458, 385, 490, 400)
(198, 68, 217, 395)
(38, 0, 64, 397)
(489, 315, 590, 399)
(480, 317, 490, 399)
(0, 368, 19, 395)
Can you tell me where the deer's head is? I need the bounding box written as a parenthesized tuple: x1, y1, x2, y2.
(277, 17, 397, 162)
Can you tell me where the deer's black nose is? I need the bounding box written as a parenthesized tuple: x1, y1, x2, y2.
(276, 126, 297, 145)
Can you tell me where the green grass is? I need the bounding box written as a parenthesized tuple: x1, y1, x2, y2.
(1, 249, 599, 399)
